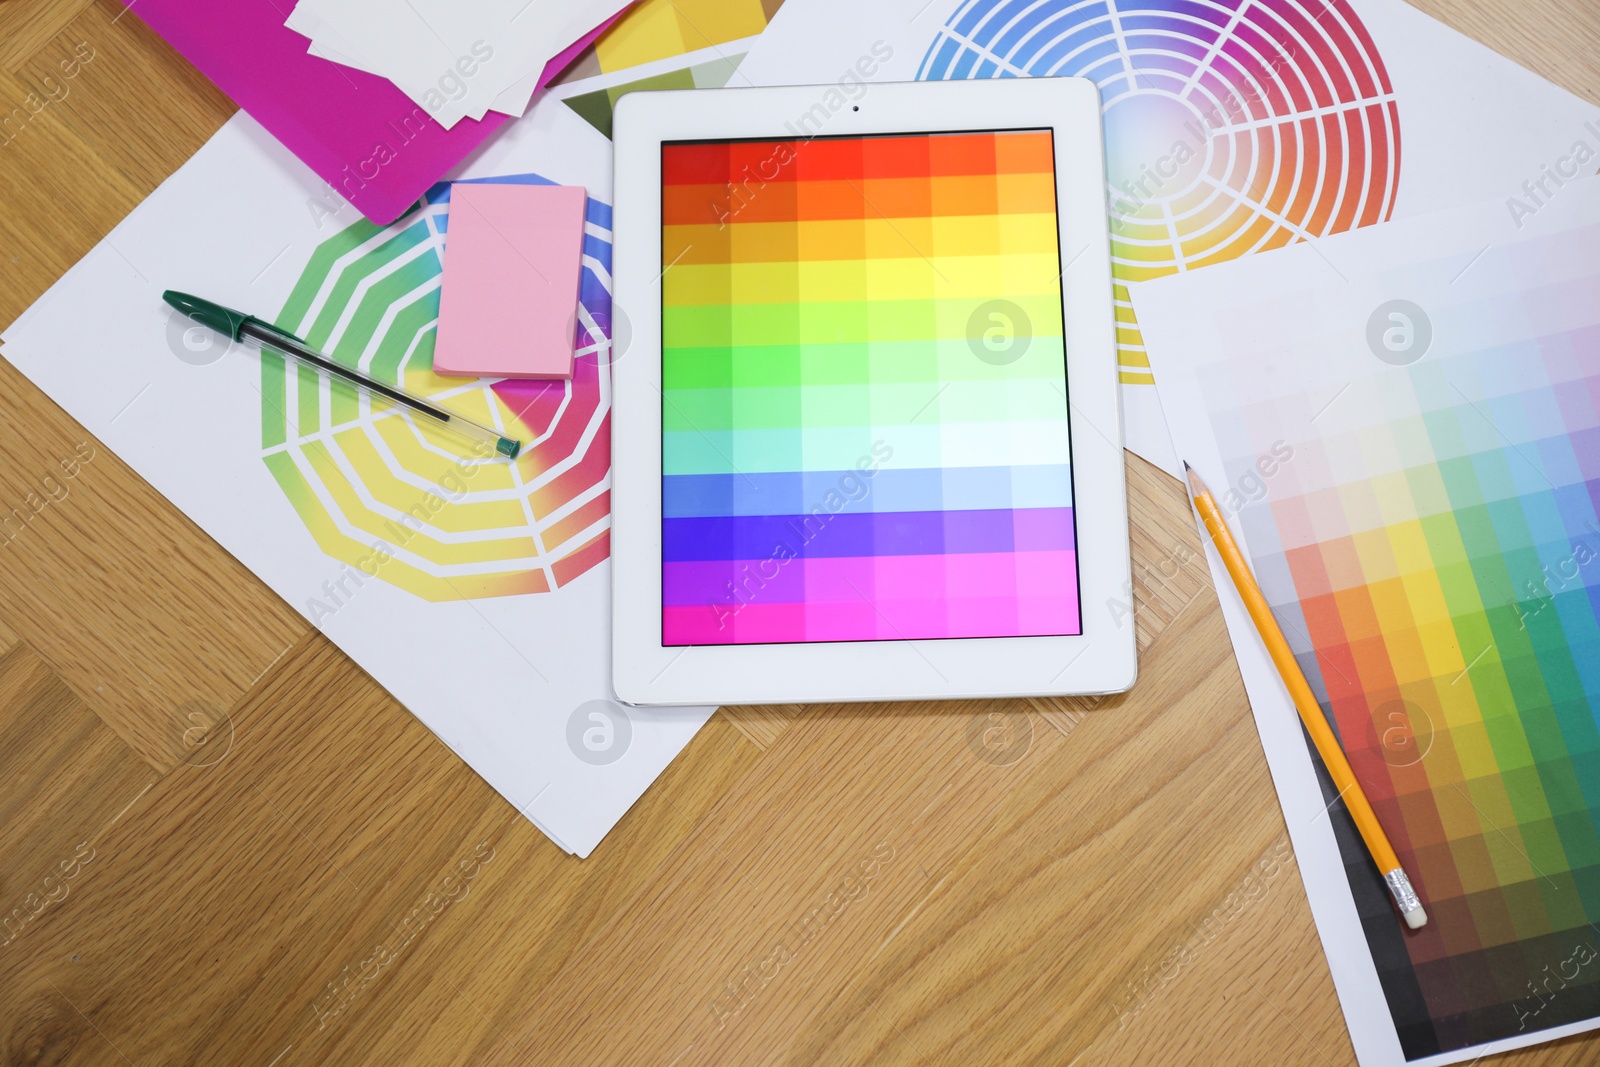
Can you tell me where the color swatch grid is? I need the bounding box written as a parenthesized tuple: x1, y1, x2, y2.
(918, 0, 1400, 386)
(1205, 248, 1600, 1056)
(659, 131, 1080, 645)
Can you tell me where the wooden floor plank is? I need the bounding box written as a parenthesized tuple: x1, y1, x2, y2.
(0, 361, 309, 772)
(0, 631, 761, 1066)
(21, 2, 234, 193)
(786, 614, 1305, 1066)
(0, 643, 156, 978)
(304, 714, 760, 1067)
(480, 697, 1073, 1063)
(0, 633, 508, 1063)
(0, 62, 141, 329)
(0, 0, 95, 72)
(0, 4, 234, 329)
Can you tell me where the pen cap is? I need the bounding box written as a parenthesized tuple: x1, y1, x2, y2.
(163, 290, 253, 343)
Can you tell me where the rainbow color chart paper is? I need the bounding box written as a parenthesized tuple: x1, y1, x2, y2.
(1136, 184, 1600, 1063)
(659, 131, 1081, 645)
(262, 175, 614, 602)
(1221, 333, 1600, 1057)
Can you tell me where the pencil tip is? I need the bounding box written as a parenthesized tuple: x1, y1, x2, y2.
(1182, 460, 1193, 473)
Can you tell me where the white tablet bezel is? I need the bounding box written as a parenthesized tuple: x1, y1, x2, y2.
(611, 78, 1134, 707)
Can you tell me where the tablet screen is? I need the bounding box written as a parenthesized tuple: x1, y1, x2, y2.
(660, 129, 1079, 646)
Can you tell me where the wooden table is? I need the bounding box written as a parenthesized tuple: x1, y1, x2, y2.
(0, 2, 1595, 1063)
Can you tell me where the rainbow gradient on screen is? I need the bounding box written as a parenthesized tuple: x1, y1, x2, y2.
(659, 131, 1081, 645)
(1209, 230, 1600, 1057)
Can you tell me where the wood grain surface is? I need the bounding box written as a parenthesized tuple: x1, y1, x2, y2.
(0, 1, 1596, 1064)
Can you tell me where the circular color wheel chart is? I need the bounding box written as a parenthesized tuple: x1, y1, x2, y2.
(918, 0, 1401, 384)
(260, 176, 615, 603)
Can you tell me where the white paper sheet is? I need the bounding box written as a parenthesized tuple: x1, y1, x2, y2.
(286, 0, 631, 126)
(736, 0, 1600, 475)
(1134, 177, 1600, 1066)
(1, 105, 715, 859)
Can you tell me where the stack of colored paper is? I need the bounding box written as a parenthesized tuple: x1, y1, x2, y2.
(285, 0, 634, 129)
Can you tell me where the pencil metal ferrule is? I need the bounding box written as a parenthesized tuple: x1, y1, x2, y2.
(1384, 868, 1422, 917)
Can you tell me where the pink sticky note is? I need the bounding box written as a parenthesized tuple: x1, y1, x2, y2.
(433, 183, 588, 379)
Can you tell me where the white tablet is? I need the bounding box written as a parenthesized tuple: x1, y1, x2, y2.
(610, 78, 1134, 707)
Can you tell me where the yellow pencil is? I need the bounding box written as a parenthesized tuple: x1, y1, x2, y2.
(1185, 462, 1427, 930)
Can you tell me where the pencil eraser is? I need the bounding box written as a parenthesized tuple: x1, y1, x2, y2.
(433, 182, 587, 380)
(1403, 905, 1428, 929)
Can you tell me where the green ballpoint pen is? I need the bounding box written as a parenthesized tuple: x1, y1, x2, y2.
(163, 290, 522, 461)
